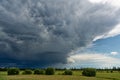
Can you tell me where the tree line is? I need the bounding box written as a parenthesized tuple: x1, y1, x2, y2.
(0, 67, 120, 77)
(0, 67, 97, 77)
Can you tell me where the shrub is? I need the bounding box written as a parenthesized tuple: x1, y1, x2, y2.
(111, 70, 113, 73)
(63, 69, 73, 75)
(7, 68, 19, 75)
(82, 68, 96, 77)
(34, 69, 44, 75)
(22, 69, 32, 75)
(45, 67, 55, 75)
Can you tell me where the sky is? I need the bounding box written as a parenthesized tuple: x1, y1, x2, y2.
(0, 0, 120, 68)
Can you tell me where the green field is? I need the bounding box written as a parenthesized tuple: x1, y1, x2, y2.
(0, 71, 120, 80)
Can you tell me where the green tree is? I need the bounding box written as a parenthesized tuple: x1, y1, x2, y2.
(7, 68, 19, 75)
(34, 69, 44, 75)
(82, 68, 96, 77)
(63, 69, 73, 75)
(22, 69, 32, 75)
(45, 67, 55, 75)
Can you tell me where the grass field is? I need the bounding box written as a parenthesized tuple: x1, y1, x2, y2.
(0, 71, 120, 80)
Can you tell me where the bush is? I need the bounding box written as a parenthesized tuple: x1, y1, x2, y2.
(111, 70, 113, 73)
(34, 69, 44, 75)
(63, 69, 73, 75)
(22, 69, 32, 75)
(82, 68, 96, 77)
(45, 67, 55, 75)
(7, 68, 19, 75)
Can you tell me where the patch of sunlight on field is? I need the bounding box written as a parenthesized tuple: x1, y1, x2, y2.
(96, 72, 120, 80)
(0, 71, 7, 80)
(0, 71, 7, 76)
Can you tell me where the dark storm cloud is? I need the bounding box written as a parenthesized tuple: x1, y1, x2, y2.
(0, 0, 119, 67)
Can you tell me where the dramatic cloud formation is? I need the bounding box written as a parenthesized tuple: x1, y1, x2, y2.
(0, 0, 120, 67)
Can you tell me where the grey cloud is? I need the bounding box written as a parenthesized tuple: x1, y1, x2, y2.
(0, 0, 119, 67)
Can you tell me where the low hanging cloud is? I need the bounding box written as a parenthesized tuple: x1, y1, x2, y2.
(0, 0, 120, 67)
(67, 53, 120, 68)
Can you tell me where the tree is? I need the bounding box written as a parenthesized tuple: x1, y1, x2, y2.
(82, 68, 96, 77)
(34, 69, 44, 75)
(22, 69, 32, 75)
(112, 67, 116, 71)
(117, 67, 120, 72)
(45, 67, 55, 75)
(7, 68, 19, 75)
(63, 69, 73, 75)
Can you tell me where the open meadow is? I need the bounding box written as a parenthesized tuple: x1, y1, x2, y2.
(0, 71, 120, 80)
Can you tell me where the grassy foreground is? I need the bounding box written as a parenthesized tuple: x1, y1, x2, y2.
(0, 71, 120, 80)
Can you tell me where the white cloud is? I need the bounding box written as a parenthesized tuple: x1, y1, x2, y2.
(89, 0, 120, 7)
(93, 35, 105, 41)
(93, 24, 120, 41)
(106, 24, 120, 37)
(111, 52, 118, 56)
(67, 53, 120, 68)
(89, 0, 108, 4)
